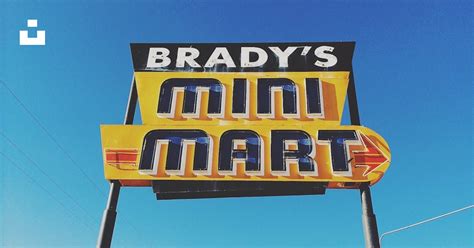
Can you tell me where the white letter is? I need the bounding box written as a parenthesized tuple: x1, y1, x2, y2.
(269, 46, 298, 67)
(147, 48, 171, 68)
(314, 46, 337, 68)
(176, 47, 201, 67)
(204, 47, 236, 68)
(241, 47, 268, 67)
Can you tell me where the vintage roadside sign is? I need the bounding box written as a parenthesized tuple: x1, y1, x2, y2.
(100, 42, 391, 199)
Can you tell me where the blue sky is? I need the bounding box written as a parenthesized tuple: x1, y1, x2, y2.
(1, 0, 472, 247)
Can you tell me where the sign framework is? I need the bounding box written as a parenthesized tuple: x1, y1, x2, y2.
(98, 42, 387, 248)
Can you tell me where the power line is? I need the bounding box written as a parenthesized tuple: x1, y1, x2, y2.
(1, 79, 142, 242)
(0, 151, 95, 232)
(380, 205, 474, 244)
(0, 131, 99, 226)
(0, 79, 106, 195)
(0, 151, 132, 247)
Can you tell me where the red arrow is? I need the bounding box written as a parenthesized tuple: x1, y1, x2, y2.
(352, 133, 389, 176)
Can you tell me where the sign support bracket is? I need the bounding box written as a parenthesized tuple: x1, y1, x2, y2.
(97, 78, 138, 248)
(348, 70, 380, 248)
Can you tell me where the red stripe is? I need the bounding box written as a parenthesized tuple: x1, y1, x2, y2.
(105, 149, 138, 153)
(106, 160, 137, 163)
(106, 153, 138, 163)
(119, 180, 151, 186)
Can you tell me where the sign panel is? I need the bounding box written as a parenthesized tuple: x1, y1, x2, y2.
(101, 125, 390, 189)
(134, 71, 349, 126)
(100, 42, 391, 199)
(130, 42, 355, 72)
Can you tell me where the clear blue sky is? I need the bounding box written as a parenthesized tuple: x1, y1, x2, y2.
(1, 0, 472, 247)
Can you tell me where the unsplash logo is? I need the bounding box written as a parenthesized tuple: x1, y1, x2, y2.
(19, 19, 45, 46)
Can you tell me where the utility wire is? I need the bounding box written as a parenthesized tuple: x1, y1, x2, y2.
(0, 151, 95, 232)
(0, 131, 99, 226)
(0, 151, 131, 247)
(0, 80, 105, 195)
(380, 205, 474, 244)
(1, 79, 141, 241)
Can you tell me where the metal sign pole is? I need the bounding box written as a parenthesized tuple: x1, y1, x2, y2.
(97, 180, 121, 248)
(360, 183, 380, 248)
(348, 71, 380, 248)
(97, 78, 138, 248)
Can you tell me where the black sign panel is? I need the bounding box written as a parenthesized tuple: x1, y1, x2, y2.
(131, 42, 355, 72)
(152, 181, 327, 200)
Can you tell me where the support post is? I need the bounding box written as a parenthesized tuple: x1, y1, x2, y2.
(347, 70, 380, 248)
(360, 183, 380, 248)
(347, 70, 361, 126)
(97, 180, 121, 248)
(123, 78, 138, 125)
(97, 78, 137, 248)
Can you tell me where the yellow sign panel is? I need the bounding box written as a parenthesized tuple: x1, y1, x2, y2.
(135, 71, 350, 126)
(101, 124, 390, 189)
